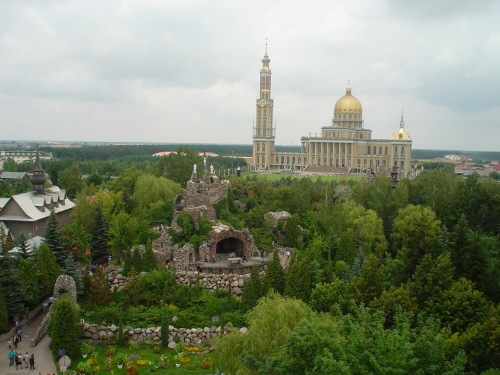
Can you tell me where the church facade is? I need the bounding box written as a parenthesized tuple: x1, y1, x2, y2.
(252, 50, 412, 176)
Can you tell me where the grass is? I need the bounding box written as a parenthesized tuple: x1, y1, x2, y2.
(72, 343, 216, 375)
(243, 172, 365, 182)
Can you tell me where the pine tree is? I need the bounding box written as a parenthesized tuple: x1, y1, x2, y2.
(34, 244, 61, 296)
(263, 250, 285, 294)
(44, 210, 67, 266)
(284, 254, 312, 302)
(283, 215, 301, 249)
(87, 267, 113, 308)
(15, 232, 29, 260)
(122, 249, 133, 276)
(241, 264, 263, 311)
(131, 246, 143, 273)
(0, 238, 25, 317)
(47, 294, 80, 359)
(15, 258, 39, 307)
(142, 239, 157, 272)
(90, 205, 110, 263)
(62, 254, 83, 295)
(161, 316, 169, 347)
(0, 286, 8, 332)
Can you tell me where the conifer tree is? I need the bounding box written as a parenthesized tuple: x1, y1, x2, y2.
(34, 244, 61, 296)
(62, 254, 83, 294)
(161, 316, 169, 347)
(122, 249, 133, 276)
(0, 238, 25, 316)
(47, 294, 80, 359)
(44, 210, 67, 266)
(15, 232, 29, 260)
(0, 286, 8, 332)
(263, 250, 285, 294)
(87, 267, 113, 308)
(283, 215, 301, 249)
(90, 205, 110, 263)
(15, 258, 39, 307)
(241, 264, 263, 311)
(131, 246, 143, 273)
(284, 254, 312, 302)
(142, 239, 157, 272)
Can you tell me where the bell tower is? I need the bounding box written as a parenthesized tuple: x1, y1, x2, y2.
(252, 41, 275, 170)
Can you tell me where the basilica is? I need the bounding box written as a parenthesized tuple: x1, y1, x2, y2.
(252, 49, 413, 177)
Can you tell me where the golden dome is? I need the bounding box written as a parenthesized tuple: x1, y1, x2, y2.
(261, 66, 270, 72)
(334, 88, 362, 113)
(392, 128, 411, 140)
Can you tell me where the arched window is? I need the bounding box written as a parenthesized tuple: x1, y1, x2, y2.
(368, 146, 371, 154)
(385, 147, 388, 155)
(370, 159, 373, 167)
(287, 156, 290, 164)
(276, 156, 279, 163)
(298, 157, 301, 164)
(349, 114, 352, 119)
(360, 133, 363, 139)
(292, 157, 296, 164)
(304, 157, 308, 164)
(262, 143, 266, 152)
(379, 146, 382, 154)
(281, 156, 285, 164)
(357, 159, 361, 166)
(256, 143, 260, 152)
(373, 146, 377, 155)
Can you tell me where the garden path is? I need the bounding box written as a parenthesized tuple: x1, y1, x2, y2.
(1, 311, 57, 375)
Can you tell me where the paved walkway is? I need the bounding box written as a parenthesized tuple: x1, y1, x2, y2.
(1, 312, 57, 375)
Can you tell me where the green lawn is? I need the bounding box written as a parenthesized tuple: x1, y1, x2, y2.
(243, 172, 365, 182)
(72, 343, 216, 375)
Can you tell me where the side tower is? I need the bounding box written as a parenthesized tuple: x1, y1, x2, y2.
(252, 42, 275, 170)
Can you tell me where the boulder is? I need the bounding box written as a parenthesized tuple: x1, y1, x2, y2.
(167, 341, 177, 350)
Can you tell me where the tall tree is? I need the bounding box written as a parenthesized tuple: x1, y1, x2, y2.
(0, 233, 25, 317)
(47, 294, 80, 359)
(242, 264, 263, 312)
(44, 210, 67, 267)
(108, 211, 137, 261)
(34, 244, 61, 296)
(14, 232, 29, 260)
(282, 215, 301, 249)
(87, 267, 113, 308)
(15, 258, 39, 307)
(0, 286, 8, 332)
(142, 239, 157, 272)
(58, 163, 85, 199)
(156, 145, 200, 186)
(391, 205, 442, 282)
(90, 205, 110, 263)
(284, 255, 312, 302)
(263, 250, 285, 294)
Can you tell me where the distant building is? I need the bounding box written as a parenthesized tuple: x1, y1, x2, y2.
(0, 154, 74, 239)
(444, 154, 467, 161)
(0, 150, 52, 164)
(153, 151, 219, 157)
(252, 47, 413, 176)
(0, 171, 31, 181)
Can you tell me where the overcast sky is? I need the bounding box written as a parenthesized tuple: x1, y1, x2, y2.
(1, 0, 499, 151)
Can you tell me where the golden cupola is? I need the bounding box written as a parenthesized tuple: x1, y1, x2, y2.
(334, 87, 362, 115)
(392, 112, 411, 140)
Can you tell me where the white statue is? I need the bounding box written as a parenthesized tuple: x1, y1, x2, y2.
(193, 164, 197, 172)
(210, 164, 214, 174)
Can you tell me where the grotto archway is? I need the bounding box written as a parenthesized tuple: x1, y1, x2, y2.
(216, 237, 245, 257)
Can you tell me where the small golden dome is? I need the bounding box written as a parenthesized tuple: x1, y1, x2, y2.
(261, 66, 270, 72)
(392, 128, 411, 140)
(334, 88, 362, 113)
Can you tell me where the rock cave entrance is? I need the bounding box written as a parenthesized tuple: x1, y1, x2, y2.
(216, 237, 245, 257)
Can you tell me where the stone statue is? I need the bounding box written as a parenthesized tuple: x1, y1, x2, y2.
(210, 164, 214, 174)
(193, 164, 197, 172)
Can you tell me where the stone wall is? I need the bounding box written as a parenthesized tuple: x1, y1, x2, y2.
(106, 267, 267, 297)
(81, 323, 248, 348)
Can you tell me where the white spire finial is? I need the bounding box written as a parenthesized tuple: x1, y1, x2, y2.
(265, 38, 268, 56)
(400, 109, 404, 128)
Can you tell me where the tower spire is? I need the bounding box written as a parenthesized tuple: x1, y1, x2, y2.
(400, 109, 404, 128)
(265, 37, 268, 56)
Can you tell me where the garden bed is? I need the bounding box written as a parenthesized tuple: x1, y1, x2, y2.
(71, 343, 216, 375)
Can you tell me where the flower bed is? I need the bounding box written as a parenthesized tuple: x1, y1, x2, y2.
(71, 343, 214, 375)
